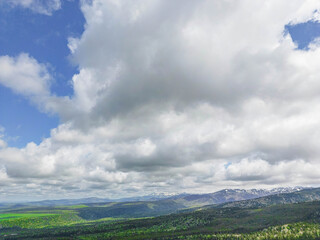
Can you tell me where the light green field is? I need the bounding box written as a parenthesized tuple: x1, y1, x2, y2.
(123, 202, 144, 206)
(55, 204, 88, 209)
(94, 202, 117, 207)
(147, 203, 156, 209)
(0, 213, 56, 221)
(0, 211, 84, 228)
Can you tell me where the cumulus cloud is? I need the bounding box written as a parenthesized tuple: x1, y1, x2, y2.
(0, 54, 51, 97)
(0, 0, 61, 15)
(2, 0, 320, 199)
(0, 53, 71, 115)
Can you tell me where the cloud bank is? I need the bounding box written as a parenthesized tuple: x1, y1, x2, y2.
(1, 0, 320, 200)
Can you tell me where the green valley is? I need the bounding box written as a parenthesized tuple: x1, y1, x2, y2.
(1, 188, 320, 239)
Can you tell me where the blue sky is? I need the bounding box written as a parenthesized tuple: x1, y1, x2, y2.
(2, 1, 320, 200)
(286, 20, 320, 49)
(0, 0, 84, 147)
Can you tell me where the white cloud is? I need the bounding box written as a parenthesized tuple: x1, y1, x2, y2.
(1, 0, 61, 15)
(3, 0, 320, 199)
(0, 54, 51, 97)
(0, 140, 6, 149)
(0, 127, 6, 149)
(0, 53, 72, 115)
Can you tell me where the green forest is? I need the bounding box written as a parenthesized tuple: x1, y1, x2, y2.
(1, 189, 320, 239)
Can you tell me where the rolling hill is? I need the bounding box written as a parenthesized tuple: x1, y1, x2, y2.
(0, 187, 315, 222)
(2, 199, 320, 239)
(216, 187, 320, 209)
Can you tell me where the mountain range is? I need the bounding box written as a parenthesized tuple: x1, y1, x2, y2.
(0, 186, 308, 209)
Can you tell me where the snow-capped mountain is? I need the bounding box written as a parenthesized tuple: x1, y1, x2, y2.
(170, 186, 310, 207)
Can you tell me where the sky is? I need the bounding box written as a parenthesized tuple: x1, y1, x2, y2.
(1, 0, 320, 201)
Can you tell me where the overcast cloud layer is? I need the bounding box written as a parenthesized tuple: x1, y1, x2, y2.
(1, 0, 320, 200)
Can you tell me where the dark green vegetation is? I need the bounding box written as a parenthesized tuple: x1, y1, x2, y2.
(1, 201, 320, 239)
(78, 200, 185, 219)
(1, 188, 320, 239)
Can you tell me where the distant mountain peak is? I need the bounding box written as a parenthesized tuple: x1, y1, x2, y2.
(171, 186, 311, 207)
